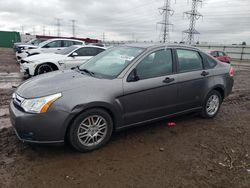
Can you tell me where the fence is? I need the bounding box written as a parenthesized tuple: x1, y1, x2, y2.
(103, 41, 250, 61)
(192, 44, 250, 61)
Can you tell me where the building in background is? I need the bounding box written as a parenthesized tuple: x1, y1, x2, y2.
(0, 31, 21, 48)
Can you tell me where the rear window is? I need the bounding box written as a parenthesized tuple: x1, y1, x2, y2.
(201, 53, 217, 69)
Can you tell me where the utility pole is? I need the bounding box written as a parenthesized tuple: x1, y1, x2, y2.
(56, 18, 62, 37)
(42, 26, 45, 36)
(183, 0, 203, 45)
(158, 0, 174, 43)
(33, 26, 36, 35)
(70, 20, 76, 38)
(20, 25, 24, 34)
(102, 32, 105, 43)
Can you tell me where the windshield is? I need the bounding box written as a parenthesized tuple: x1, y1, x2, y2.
(55, 46, 78, 55)
(31, 39, 44, 46)
(38, 39, 52, 47)
(79, 46, 144, 78)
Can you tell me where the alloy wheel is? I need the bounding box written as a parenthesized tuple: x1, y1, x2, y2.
(77, 115, 108, 147)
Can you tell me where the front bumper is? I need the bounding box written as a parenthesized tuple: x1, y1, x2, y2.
(9, 100, 70, 143)
(20, 63, 34, 76)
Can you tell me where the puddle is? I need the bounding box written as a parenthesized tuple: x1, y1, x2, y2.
(0, 106, 9, 117)
(0, 117, 11, 129)
(0, 72, 23, 89)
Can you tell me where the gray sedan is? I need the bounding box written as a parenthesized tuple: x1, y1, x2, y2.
(9, 44, 234, 152)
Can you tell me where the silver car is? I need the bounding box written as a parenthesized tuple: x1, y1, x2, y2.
(9, 44, 234, 152)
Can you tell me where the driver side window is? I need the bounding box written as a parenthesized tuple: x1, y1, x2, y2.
(135, 49, 173, 80)
(43, 41, 62, 48)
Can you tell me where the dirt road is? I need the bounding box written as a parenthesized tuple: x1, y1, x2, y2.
(0, 48, 250, 188)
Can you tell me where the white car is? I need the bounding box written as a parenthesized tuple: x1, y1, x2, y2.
(15, 39, 46, 62)
(18, 38, 85, 61)
(20, 45, 106, 76)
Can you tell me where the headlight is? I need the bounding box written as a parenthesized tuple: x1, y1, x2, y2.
(21, 93, 62, 113)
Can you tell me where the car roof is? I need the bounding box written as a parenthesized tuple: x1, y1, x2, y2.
(46, 38, 84, 43)
(123, 43, 200, 51)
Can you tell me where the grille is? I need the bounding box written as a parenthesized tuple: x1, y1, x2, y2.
(13, 93, 25, 106)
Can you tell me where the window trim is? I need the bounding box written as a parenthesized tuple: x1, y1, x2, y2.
(174, 48, 205, 74)
(127, 48, 175, 82)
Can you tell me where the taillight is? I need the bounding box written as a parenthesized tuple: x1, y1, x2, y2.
(229, 67, 234, 77)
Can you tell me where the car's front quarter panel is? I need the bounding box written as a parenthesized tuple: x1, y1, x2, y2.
(58, 78, 125, 133)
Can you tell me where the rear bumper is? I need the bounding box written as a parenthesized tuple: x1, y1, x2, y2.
(9, 100, 71, 144)
(225, 76, 234, 98)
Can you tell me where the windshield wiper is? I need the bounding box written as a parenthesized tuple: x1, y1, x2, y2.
(78, 67, 95, 77)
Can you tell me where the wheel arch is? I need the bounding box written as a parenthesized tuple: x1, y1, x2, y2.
(35, 62, 59, 75)
(64, 103, 121, 141)
(205, 85, 225, 101)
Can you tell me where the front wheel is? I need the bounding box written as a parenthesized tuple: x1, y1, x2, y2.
(35, 63, 54, 75)
(68, 109, 113, 152)
(201, 90, 222, 118)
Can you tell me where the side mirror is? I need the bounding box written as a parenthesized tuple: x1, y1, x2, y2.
(127, 69, 139, 82)
(71, 52, 78, 57)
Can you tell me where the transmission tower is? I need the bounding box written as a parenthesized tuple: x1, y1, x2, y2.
(183, 0, 203, 45)
(158, 0, 175, 43)
(71, 20, 76, 38)
(56, 18, 62, 37)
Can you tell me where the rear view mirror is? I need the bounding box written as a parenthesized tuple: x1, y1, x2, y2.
(127, 69, 139, 82)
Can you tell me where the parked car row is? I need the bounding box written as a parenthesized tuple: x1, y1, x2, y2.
(20, 45, 106, 76)
(10, 43, 234, 152)
(15, 38, 85, 62)
(14, 38, 106, 77)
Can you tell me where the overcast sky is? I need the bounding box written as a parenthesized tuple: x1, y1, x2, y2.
(0, 0, 249, 44)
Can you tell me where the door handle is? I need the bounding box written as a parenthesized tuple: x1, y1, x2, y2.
(163, 77, 175, 84)
(201, 71, 209, 77)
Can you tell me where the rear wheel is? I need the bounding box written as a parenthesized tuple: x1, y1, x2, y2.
(68, 109, 113, 152)
(35, 63, 54, 75)
(201, 90, 222, 118)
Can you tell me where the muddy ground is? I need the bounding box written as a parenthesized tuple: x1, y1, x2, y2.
(0, 48, 250, 188)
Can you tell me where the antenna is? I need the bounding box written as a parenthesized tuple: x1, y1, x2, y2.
(158, 0, 175, 43)
(183, 0, 203, 45)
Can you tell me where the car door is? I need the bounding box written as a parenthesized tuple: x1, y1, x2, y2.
(40, 40, 63, 53)
(120, 48, 178, 126)
(175, 48, 214, 111)
(64, 47, 104, 69)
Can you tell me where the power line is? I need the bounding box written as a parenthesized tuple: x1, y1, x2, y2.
(158, 0, 175, 43)
(183, 0, 203, 44)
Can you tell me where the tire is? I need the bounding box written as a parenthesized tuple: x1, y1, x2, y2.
(68, 108, 113, 152)
(35, 63, 54, 75)
(201, 90, 222, 118)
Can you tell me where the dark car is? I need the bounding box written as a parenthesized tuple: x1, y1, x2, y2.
(9, 44, 234, 152)
(209, 50, 231, 64)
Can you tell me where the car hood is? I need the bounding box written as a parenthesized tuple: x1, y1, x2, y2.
(24, 53, 65, 62)
(16, 70, 110, 98)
